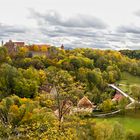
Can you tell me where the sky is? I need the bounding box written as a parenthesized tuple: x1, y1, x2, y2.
(0, 0, 140, 50)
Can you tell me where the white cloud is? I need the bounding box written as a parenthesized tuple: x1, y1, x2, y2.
(0, 0, 140, 49)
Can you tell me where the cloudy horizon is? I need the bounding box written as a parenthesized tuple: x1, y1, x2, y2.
(1, 0, 140, 50)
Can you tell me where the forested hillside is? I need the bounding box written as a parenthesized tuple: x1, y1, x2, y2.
(120, 50, 140, 60)
(0, 46, 140, 139)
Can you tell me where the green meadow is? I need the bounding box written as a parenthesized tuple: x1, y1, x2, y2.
(95, 110, 140, 133)
(117, 72, 140, 95)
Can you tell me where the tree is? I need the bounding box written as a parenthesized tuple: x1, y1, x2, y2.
(0, 47, 7, 64)
(15, 47, 29, 59)
(126, 130, 140, 140)
(70, 57, 82, 70)
(14, 78, 38, 98)
(100, 99, 113, 113)
(131, 86, 140, 112)
(51, 85, 73, 130)
(14, 67, 46, 98)
(131, 86, 140, 102)
(0, 95, 58, 140)
(0, 64, 18, 98)
(93, 121, 113, 140)
(46, 66, 73, 88)
(110, 122, 125, 140)
(96, 56, 110, 70)
(118, 97, 129, 114)
(33, 45, 39, 51)
(86, 69, 102, 90)
(41, 45, 47, 52)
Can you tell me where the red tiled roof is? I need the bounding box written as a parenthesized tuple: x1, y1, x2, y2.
(112, 92, 123, 101)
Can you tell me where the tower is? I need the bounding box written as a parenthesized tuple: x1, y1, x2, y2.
(1, 40, 3, 46)
(61, 44, 64, 50)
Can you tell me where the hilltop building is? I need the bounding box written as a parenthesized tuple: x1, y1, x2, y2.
(61, 44, 64, 50)
(4, 40, 25, 52)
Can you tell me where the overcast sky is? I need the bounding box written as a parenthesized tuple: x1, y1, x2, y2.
(1, 0, 140, 50)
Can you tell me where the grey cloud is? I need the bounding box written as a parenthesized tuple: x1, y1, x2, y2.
(1, 8, 140, 50)
(39, 23, 140, 50)
(117, 25, 140, 34)
(30, 9, 107, 29)
(40, 26, 105, 38)
(0, 24, 26, 33)
(0, 23, 27, 40)
(125, 45, 140, 50)
(134, 10, 140, 17)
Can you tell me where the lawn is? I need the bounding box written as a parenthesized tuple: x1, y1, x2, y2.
(95, 109, 140, 132)
(116, 72, 140, 94)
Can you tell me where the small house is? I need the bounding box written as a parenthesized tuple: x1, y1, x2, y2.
(112, 91, 124, 102)
(76, 96, 94, 113)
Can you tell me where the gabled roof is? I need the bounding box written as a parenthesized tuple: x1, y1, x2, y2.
(112, 92, 124, 101)
(77, 96, 93, 108)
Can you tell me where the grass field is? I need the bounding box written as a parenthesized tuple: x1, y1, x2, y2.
(95, 110, 140, 132)
(117, 72, 140, 94)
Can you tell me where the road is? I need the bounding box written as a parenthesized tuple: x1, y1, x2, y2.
(93, 109, 121, 117)
(108, 84, 135, 103)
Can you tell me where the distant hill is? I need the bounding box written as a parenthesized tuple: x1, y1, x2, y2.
(119, 50, 140, 59)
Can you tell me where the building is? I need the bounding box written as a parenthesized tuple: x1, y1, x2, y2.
(77, 96, 93, 109)
(73, 96, 94, 113)
(4, 40, 25, 52)
(60, 44, 64, 50)
(112, 91, 124, 102)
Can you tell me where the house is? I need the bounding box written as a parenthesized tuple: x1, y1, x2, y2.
(4, 40, 25, 52)
(77, 96, 93, 108)
(112, 91, 124, 101)
(74, 96, 94, 113)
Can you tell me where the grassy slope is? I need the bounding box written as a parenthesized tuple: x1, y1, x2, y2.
(95, 110, 140, 132)
(117, 72, 140, 94)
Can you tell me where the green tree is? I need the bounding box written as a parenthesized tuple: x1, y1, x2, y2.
(0, 47, 7, 64)
(131, 86, 140, 112)
(118, 97, 129, 114)
(100, 99, 113, 113)
(14, 78, 38, 98)
(0, 64, 18, 98)
(93, 121, 113, 140)
(131, 86, 140, 102)
(110, 122, 125, 140)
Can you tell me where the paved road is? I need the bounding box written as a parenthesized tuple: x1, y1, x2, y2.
(93, 109, 121, 117)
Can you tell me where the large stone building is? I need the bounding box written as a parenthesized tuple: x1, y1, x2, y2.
(4, 40, 25, 52)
